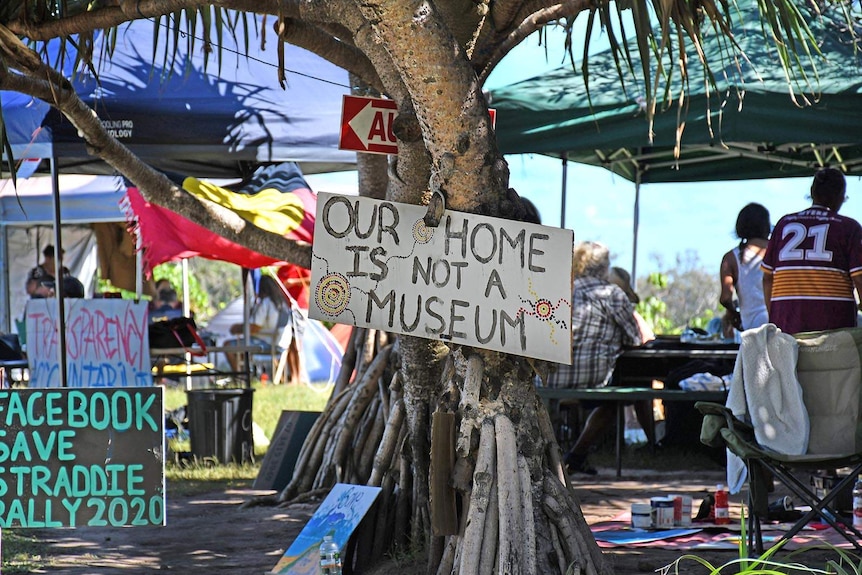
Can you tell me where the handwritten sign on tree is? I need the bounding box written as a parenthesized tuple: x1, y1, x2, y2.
(310, 193, 573, 363)
(0, 387, 165, 528)
(26, 299, 151, 388)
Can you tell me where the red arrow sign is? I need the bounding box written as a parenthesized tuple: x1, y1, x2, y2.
(340, 95, 399, 155)
(339, 95, 497, 155)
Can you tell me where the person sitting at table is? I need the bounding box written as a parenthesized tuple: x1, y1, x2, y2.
(546, 242, 653, 475)
(25, 244, 75, 298)
(719, 203, 771, 337)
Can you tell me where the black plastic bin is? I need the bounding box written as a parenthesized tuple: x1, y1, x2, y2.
(187, 388, 254, 464)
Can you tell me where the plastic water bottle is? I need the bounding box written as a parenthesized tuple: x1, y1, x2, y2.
(852, 475, 862, 530)
(319, 534, 343, 575)
(714, 483, 730, 525)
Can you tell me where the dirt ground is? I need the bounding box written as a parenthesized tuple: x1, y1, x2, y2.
(26, 467, 844, 575)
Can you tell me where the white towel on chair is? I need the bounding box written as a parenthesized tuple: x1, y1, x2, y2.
(725, 323, 807, 493)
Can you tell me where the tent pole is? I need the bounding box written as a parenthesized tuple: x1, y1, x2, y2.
(631, 167, 641, 283)
(181, 258, 190, 317)
(560, 153, 568, 229)
(135, 250, 143, 300)
(242, 268, 252, 389)
(181, 258, 192, 391)
(50, 156, 69, 388)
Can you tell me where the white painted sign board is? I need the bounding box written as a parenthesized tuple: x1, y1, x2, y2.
(309, 193, 573, 363)
(26, 299, 152, 387)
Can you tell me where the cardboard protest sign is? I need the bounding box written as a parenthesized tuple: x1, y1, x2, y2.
(0, 387, 165, 528)
(310, 193, 573, 363)
(25, 299, 151, 387)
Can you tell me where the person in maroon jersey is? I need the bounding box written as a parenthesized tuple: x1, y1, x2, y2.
(761, 168, 862, 334)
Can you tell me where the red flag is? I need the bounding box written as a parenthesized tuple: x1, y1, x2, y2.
(123, 163, 319, 308)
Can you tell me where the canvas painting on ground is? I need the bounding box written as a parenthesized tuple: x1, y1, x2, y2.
(270, 483, 381, 574)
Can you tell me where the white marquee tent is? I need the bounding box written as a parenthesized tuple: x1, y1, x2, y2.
(0, 174, 129, 333)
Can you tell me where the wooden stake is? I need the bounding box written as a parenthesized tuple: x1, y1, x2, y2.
(517, 454, 538, 575)
(332, 326, 359, 396)
(478, 477, 498, 575)
(537, 404, 571, 490)
(436, 536, 457, 575)
(328, 344, 392, 476)
(495, 414, 524, 575)
(549, 524, 568, 575)
(460, 419, 495, 575)
(542, 475, 603, 575)
(357, 398, 386, 481)
(430, 411, 458, 536)
(370, 398, 405, 486)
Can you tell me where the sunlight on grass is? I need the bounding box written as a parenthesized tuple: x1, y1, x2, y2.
(161, 382, 334, 494)
(164, 381, 331, 443)
(2, 531, 49, 574)
(163, 381, 332, 462)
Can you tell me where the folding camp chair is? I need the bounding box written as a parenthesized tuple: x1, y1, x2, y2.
(698, 325, 862, 554)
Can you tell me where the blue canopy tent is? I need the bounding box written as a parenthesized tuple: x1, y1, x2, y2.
(489, 3, 862, 277)
(2, 16, 357, 386)
(5, 15, 356, 179)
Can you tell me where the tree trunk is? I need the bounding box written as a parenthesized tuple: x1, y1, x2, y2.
(276, 95, 606, 572)
(278, 333, 610, 575)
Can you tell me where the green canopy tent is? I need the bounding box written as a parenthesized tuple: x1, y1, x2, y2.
(489, 4, 862, 276)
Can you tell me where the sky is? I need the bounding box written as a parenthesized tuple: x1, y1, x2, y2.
(305, 20, 862, 284)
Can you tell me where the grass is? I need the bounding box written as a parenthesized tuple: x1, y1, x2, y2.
(164, 380, 333, 458)
(163, 380, 333, 432)
(2, 531, 50, 575)
(658, 509, 862, 575)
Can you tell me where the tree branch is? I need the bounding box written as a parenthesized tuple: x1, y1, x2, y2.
(477, 1, 591, 85)
(276, 17, 384, 93)
(353, 0, 501, 214)
(5, 0, 285, 39)
(0, 25, 311, 268)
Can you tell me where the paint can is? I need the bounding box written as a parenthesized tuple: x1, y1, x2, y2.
(671, 494, 683, 525)
(679, 496, 693, 527)
(631, 503, 652, 530)
(650, 496, 675, 529)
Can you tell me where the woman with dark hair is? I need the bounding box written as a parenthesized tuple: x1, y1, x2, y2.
(719, 203, 771, 334)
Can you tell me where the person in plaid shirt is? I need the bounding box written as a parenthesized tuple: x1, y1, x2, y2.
(547, 242, 646, 474)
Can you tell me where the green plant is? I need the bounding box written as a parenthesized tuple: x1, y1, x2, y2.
(659, 507, 859, 575)
(637, 271, 725, 335)
(151, 263, 211, 320)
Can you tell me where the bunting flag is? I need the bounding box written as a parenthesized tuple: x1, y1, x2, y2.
(124, 162, 317, 308)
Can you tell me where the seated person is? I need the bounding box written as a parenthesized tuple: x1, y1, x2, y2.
(26, 244, 73, 299)
(545, 242, 653, 475)
(150, 288, 184, 322)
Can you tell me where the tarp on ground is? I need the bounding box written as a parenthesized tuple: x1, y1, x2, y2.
(489, 2, 862, 183)
(4, 14, 356, 179)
